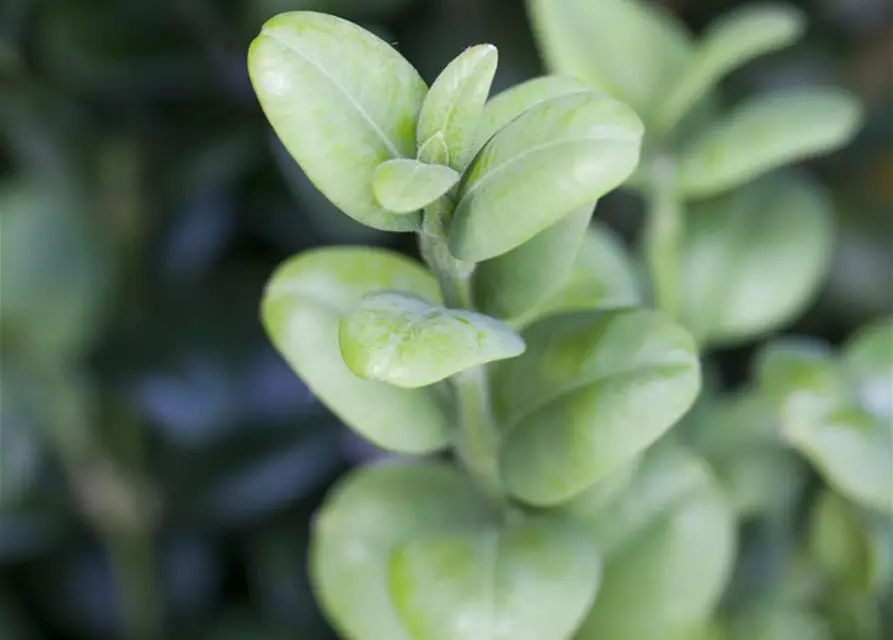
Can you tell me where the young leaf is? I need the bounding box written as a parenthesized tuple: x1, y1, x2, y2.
(526, 0, 692, 117)
(449, 92, 643, 262)
(372, 159, 460, 214)
(311, 462, 493, 640)
(389, 518, 600, 640)
(842, 316, 893, 424)
(261, 247, 451, 453)
(679, 175, 835, 348)
(417, 44, 498, 170)
(493, 309, 701, 506)
(474, 75, 591, 154)
(339, 291, 525, 388)
(677, 88, 863, 198)
(248, 12, 427, 231)
(474, 205, 593, 320)
(654, 4, 806, 133)
(568, 446, 736, 640)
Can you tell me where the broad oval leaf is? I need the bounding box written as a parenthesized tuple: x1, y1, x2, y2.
(372, 159, 460, 214)
(526, 0, 692, 117)
(474, 206, 592, 320)
(338, 291, 525, 388)
(261, 247, 452, 453)
(677, 88, 863, 198)
(417, 44, 498, 170)
(493, 308, 701, 506)
(568, 446, 736, 640)
(248, 11, 427, 231)
(842, 316, 893, 423)
(449, 92, 643, 262)
(389, 518, 600, 640)
(474, 75, 591, 155)
(679, 175, 835, 347)
(654, 4, 805, 133)
(310, 462, 493, 640)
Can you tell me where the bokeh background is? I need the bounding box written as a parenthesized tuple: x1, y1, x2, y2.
(1, 0, 890, 638)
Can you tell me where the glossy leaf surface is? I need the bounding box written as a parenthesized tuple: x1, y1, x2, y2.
(494, 309, 700, 505)
(372, 159, 460, 214)
(655, 4, 805, 132)
(526, 0, 692, 117)
(248, 11, 427, 230)
(474, 206, 592, 320)
(262, 247, 451, 453)
(679, 176, 834, 347)
(678, 88, 863, 198)
(311, 462, 492, 640)
(569, 446, 736, 640)
(338, 291, 525, 388)
(389, 518, 600, 640)
(449, 92, 643, 261)
(417, 44, 498, 170)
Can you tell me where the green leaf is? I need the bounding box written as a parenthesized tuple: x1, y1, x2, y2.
(842, 316, 893, 424)
(677, 88, 863, 198)
(389, 518, 600, 640)
(474, 206, 592, 320)
(449, 92, 643, 262)
(493, 308, 701, 506)
(417, 44, 498, 170)
(526, 0, 692, 117)
(338, 291, 525, 388)
(808, 489, 876, 592)
(248, 11, 427, 231)
(311, 462, 493, 640)
(679, 175, 835, 347)
(474, 75, 591, 154)
(729, 607, 832, 640)
(261, 247, 451, 453)
(568, 446, 736, 640)
(654, 4, 805, 133)
(372, 159, 460, 214)
(511, 221, 641, 330)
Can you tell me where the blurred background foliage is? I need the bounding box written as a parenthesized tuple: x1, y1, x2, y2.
(0, 0, 890, 638)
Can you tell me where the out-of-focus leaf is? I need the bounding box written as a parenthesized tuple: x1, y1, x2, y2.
(371, 159, 460, 214)
(310, 462, 493, 640)
(728, 607, 832, 640)
(417, 44, 498, 170)
(449, 91, 643, 261)
(389, 517, 600, 640)
(654, 4, 806, 133)
(679, 175, 835, 347)
(248, 11, 427, 231)
(526, 0, 692, 117)
(842, 315, 893, 423)
(262, 247, 452, 453)
(808, 489, 876, 592)
(677, 88, 864, 198)
(493, 308, 700, 505)
(339, 291, 525, 388)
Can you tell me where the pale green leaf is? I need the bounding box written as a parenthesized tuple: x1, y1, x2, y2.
(569, 446, 736, 640)
(654, 4, 805, 133)
(679, 175, 835, 347)
(338, 291, 525, 388)
(372, 159, 460, 214)
(526, 0, 692, 117)
(474, 206, 592, 320)
(389, 518, 600, 640)
(809, 489, 876, 592)
(248, 11, 427, 231)
(493, 308, 701, 506)
(310, 462, 493, 640)
(449, 92, 643, 262)
(842, 316, 893, 424)
(678, 88, 863, 198)
(729, 608, 832, 640)
(261, 247, 452, 453)
(417, 44, 498, 170)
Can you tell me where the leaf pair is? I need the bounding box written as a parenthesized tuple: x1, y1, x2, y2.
(311, 462, 601, 640)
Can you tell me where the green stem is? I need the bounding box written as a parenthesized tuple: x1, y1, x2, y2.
(643, 157, 683, 320)
(107, 531, 165, 640)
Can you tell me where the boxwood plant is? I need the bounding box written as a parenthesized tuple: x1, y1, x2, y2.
(247, 5, 887, 640)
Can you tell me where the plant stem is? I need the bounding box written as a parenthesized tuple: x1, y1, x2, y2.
(418, 198, 507, 508)
(643, 156, 683, 320)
